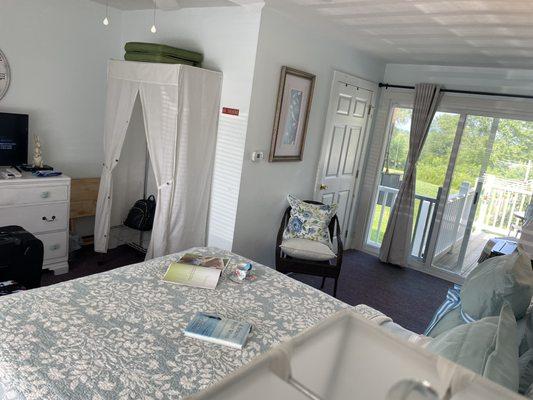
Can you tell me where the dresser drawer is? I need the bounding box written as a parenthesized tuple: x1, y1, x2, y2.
(0, 185, 69, 207)
(0, 203, 68, 234)
(37, 231, 68, 261)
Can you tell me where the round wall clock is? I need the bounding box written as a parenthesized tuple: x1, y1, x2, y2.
(0, 49, 11, 101)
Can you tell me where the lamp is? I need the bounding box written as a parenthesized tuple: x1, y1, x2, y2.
(103, 0, 110, 26)
(151, 0, 157, 33)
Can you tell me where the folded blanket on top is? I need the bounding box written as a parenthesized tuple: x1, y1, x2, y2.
(124, 52, 197, 66)
(125, 42, 203, 64)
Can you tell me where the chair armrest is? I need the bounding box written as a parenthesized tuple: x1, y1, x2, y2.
(334, 215, 343, 264)
(275, 208, 291, 265)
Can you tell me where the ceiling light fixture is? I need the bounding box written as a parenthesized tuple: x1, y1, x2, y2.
(103, 0, 110, 26)
(151, 0, 157, 34)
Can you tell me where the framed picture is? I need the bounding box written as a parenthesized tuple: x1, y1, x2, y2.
(269, 67, 316, 162)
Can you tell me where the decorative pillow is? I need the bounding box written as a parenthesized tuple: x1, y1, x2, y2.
(519, 349, 533, 394)
(283, 195, 337, 248)
(461, 247, 533, 320)
(426, 303, 519, 392)
(280, 238, 336, 261)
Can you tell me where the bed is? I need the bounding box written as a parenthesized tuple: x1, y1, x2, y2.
(0, 247, 345, 399)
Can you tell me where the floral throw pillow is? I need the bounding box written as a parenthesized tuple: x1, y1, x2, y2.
(283, 195, 337, 248)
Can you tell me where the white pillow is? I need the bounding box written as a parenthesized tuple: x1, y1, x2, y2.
(280, 238, 336, 261)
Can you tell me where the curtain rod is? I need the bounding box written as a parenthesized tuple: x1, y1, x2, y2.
(378, 83, 533, 100)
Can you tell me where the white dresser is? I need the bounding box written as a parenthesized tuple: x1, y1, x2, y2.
(0, 173, 71, 275)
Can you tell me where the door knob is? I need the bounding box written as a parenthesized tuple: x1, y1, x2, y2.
(319, 184, 328, 191)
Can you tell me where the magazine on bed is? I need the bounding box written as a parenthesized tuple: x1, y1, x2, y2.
(178, 253, 230, 270)
(162, 253, 230, 290)
(183, 312, 252, 349)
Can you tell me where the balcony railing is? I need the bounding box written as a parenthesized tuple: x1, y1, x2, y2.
(369, 185, 438, 260)
(369, 175, 532, 265)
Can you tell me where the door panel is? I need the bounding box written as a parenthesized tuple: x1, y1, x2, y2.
(343, 127, 363, 175)
(336, 190, 351, 232)
(353, 99, 367, 118)
(315, 75, 375, 244)
(337, 95, 352, 115)
(326, 126, 346, 177)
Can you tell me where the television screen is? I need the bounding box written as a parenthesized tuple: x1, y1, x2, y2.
(0, 113, 28, 166)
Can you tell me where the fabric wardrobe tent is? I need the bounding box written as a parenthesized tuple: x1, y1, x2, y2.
(95, 60, 222, 259)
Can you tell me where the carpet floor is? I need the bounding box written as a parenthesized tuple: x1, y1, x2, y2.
(292, 250, 452, 334)
(41, 246, 451, 334)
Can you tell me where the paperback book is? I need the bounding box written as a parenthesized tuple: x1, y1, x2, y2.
(183, 312, 252, 349)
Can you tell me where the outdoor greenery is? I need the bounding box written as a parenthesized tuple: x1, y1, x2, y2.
(370, 107, 533, 245)
(385, 108, 533, 196)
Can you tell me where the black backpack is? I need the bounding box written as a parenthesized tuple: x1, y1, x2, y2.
(124, 195, 156, 231)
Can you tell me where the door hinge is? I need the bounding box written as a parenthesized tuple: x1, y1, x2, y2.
(356, 169, 360, 179)
(367, 105, 373, 116)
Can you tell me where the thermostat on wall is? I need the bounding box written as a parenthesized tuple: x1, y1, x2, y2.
(251, 151, 264, 162)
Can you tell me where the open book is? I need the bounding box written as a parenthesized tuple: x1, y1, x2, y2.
(162, 253, 229, 290)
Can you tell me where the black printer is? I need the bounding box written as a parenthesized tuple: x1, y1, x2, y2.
(0, 226, 43, 290)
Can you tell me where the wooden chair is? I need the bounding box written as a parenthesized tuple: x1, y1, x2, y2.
(275, 200, 343, 297)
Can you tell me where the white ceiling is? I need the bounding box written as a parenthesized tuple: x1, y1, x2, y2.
(280, 0, 533, 68)
(91, 0, 259, 11)
(90, 0, 533, 69)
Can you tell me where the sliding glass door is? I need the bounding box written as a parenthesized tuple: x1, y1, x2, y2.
(366, 102, 532, 281)
(431, 116, 533, 277)
(366, 108, 460, 260)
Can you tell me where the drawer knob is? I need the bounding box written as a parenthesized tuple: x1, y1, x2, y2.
(49, 244, 60, 251)
(40, 191, 51, 199)
(42, 216, 56, 222)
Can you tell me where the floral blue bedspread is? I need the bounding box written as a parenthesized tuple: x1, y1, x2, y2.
(0, 247, 344, 400)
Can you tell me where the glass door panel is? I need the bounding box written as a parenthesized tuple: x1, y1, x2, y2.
(411, 112, 460, 260)
(366, 109, 461, 261)
(367, 107, 412, 247)
(432, 116, 533, 277)
(432, 115, 495, 275)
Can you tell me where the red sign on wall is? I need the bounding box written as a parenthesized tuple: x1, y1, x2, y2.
(222, 107, 240, 116)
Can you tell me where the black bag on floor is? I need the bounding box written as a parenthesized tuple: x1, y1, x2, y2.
(124, 195, 156, 231)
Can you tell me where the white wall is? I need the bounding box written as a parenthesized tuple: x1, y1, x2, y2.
(121, 5, 263, 250)
(232, 6, 386, 266)
(384, 64, 533, 95)
(0, 0, 123, 177)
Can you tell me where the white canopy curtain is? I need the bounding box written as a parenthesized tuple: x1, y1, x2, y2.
(95, 60, 222, 259)
(379, 83, 441, 266)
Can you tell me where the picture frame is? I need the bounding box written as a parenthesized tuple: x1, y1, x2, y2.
(269, 66, 316, 162)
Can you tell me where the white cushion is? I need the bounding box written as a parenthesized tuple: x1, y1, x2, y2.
(280, 238, 336, 261)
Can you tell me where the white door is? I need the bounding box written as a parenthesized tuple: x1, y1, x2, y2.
(315, 72, 376, 246)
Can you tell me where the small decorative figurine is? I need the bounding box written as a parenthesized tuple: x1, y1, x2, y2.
(33, 135, 44, 168)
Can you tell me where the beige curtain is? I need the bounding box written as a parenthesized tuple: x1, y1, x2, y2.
(379, 83, 441, 266)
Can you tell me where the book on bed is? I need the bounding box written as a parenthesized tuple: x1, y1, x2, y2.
(162, 254, 229, 290)
(183, 312, 252, 349)
(163, 262, 221, 289)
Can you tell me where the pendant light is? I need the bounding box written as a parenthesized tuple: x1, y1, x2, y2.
(151, 0, 157, 33)
(103, 0, 110, 26)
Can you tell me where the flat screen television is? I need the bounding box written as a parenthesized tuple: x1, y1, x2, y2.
(0, 112, 28, 166)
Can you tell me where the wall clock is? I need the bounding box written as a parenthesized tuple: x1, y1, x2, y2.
(0, 49, 11, 101)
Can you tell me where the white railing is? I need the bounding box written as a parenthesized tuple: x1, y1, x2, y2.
(369, 185, 438, 260)
(434, 183, 476, 257)
(369, 175, 532, 264)
(369, 186, 399, 246)
(477, 175, 532, 235)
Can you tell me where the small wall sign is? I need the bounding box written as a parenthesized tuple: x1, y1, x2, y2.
(222, 107, 240, 116)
